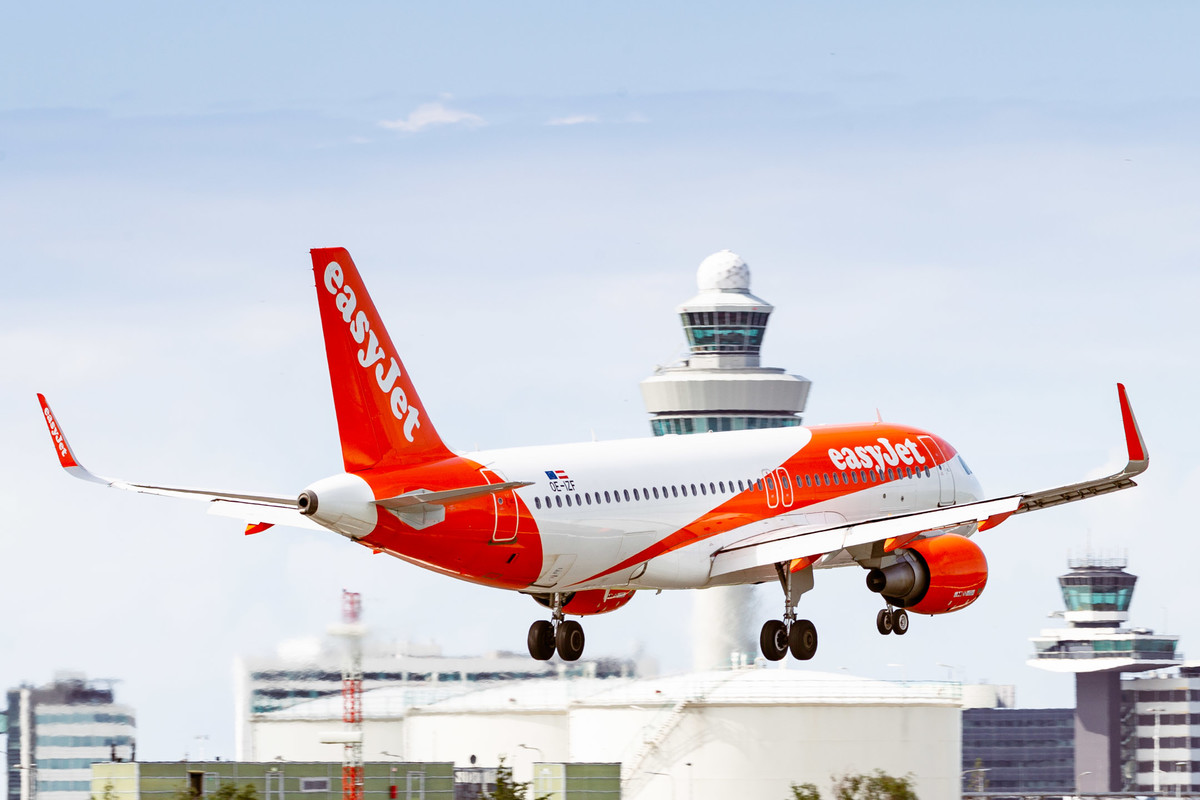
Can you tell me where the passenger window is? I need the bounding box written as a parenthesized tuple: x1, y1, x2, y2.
(709, 482, 716, 494)
(832, 473, 840, 485)
(671, 486, 679, 498)
(585, 493, 591, 505)
(851, 472, 858, 484)
(822, 473, 829, 486)
(690, 483, 697, 495)
(737, 479, 745, 491)
(555, 495, 563, 508)
(613, 490, 621, 503)
(623, 489, 631, 501)
(575, 494, 582, 505)
(633, 488, 641, 501)
(604, 491, 611, 503)
(565, 494, 573, 507)
(643, 487, 650, 498)
(653, 487, 660, 499)
(535, 497, 542, 509)
(719, 481, 726, 493)
(755, 480, 762, 491)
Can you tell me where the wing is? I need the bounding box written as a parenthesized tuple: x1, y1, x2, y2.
(38, 393, 300, 516)
(712, 383, 1148, 577)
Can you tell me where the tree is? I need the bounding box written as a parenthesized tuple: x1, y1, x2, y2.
(491, 756, 536, 800)
(790, 782, 822, 800)
(176, 782, 258, 800)
(832, 770, 917, 800)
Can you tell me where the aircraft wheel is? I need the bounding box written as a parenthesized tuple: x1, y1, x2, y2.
(760, 619, 788, 661)
(789, 619, 818, 660)
(892, 608, 910, 636)
(876, 608, 894, 635)
(556, 619, 586, 661)
(527, 619, 556, 660)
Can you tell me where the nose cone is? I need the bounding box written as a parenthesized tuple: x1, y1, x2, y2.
(958, 466, 984, 505)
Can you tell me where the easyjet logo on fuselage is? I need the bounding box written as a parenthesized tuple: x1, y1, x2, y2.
(828, 437, 928, 472)
(323, 261, 422, 443)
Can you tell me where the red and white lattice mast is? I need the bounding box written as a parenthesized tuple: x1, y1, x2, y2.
(329, 590, 365, 800)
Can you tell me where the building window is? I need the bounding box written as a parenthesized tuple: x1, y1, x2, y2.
(301, 778, 330, 793)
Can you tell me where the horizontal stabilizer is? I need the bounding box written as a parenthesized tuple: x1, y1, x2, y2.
(374, 481, 532, 510)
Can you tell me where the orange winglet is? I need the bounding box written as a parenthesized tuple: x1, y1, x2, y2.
(245, 522, 275, 535)
(1117, 383, 1148, 463)
(37, 394, 82, 470)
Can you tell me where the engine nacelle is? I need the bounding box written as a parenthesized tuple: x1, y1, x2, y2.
(865, 533, 988, 615)
(531, 588, 636, 616)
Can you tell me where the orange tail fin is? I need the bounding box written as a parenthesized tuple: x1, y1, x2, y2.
(311, 248, 453, 472)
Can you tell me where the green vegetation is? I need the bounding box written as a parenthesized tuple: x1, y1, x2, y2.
(790, 770, 917, 800)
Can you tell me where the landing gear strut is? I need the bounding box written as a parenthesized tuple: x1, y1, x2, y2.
(876, 605, 909, 636)
(759, 563, 818, 661)
(527, 593, 586, 661)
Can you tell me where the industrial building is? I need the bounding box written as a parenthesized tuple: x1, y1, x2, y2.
(235, 641, 635, 762)
(246, 666, 963, 800)
(3, 672, 136, 800)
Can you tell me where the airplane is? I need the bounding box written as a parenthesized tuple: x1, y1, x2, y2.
(38, 247, 1150, 663)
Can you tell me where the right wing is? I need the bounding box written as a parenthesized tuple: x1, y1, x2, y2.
(712, 383, 1149, 577)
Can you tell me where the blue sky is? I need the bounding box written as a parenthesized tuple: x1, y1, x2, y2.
(3, 1, 1200, 762)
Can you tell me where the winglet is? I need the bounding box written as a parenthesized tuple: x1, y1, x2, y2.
(37, 395, 111, 485)
(1117, 383, 1148, 464)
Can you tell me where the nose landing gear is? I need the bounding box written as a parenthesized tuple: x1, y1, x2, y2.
(527, 593, 586, 661)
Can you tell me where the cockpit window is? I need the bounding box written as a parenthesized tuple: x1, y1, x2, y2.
(958, 455, 973, 475)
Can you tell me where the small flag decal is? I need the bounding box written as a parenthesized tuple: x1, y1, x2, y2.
(544, 469, 570, 480)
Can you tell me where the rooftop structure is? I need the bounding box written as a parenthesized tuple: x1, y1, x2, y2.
(1029, 555, 1180, 794)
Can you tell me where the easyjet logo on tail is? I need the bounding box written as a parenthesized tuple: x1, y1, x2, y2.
(828, 438, 927, 471)
(323, 261, 422, 443)
(43, 406, 72, 463)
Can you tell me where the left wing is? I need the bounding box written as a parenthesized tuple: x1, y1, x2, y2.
(712, 383, 1148, 577)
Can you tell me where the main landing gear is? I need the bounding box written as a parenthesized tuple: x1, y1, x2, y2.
(875, 605, 909, 636)
(527, 593, 586, 662)
(759, 563, 818, 661)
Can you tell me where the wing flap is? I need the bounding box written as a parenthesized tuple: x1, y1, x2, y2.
(711, 497, 1021, 578)
(208, 500, 328, 532)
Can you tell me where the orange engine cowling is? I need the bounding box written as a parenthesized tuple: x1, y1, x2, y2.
(865, 533, 988, 615)
(532, 588, 636, 616)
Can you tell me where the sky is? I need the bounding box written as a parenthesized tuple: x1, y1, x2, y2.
(3, 0, 1200, 763)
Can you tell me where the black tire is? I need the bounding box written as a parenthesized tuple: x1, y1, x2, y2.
(556, 619, 586, 661)
(789, 619, 818, 660)
(527, 620, 556, 660)
(876, 608, 894, 635)
(893, 608, 909, 636)
(759, 619, 788, 661)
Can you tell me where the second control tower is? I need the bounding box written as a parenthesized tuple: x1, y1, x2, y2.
(641, 250, 811, 669)
(1029, 556, 1180, 794)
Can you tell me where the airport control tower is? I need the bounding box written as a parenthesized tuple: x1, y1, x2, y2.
(641, 250, 811, 670)
(1029, 556, 1180, 794)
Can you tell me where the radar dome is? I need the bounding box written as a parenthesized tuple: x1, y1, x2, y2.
(697, 250, 751, 292)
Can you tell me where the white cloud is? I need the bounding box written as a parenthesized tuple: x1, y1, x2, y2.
(378, 102, 484, 133)
(547, 114, 599, 126)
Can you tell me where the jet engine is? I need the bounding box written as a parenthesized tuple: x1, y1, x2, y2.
(865, 533, 987, 614)
(531, 588, 636, 616)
